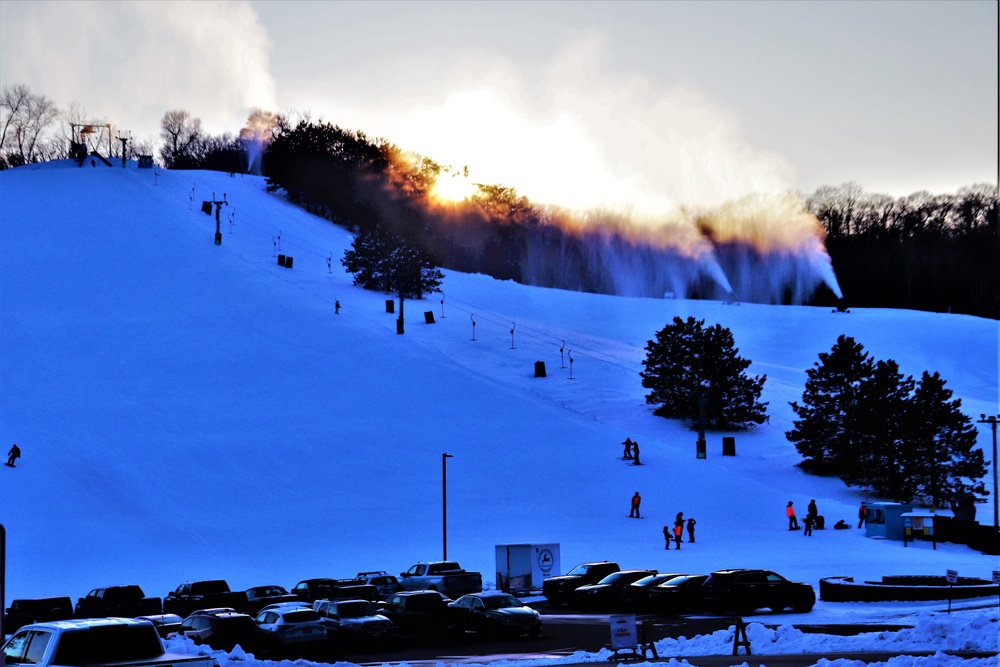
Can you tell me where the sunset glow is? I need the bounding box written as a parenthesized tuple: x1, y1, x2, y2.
(430, 172, 477, 204)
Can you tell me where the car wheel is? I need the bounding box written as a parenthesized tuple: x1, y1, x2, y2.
(793, 601, 814, 613)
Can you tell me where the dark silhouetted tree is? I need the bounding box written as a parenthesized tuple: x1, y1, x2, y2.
(788, 338, 986, 505)
(641, 316, 767, 429)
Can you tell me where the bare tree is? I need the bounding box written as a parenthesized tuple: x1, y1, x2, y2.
(1, 84, 58, 165)
(0, 83, 32, 156)
(159, 109, 202, 168)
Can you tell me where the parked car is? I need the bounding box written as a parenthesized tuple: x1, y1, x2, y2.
(618, 573, 689, 612)
(173, 608, 264, 653)
(313, 598, 394, 643)
(647, 574, 709, 615)
(378, 590, 459, 640)
(244, 585, 300, 615)
(701, 569, 815, 614)
(3, 597, 73, 634)
(135, 614, 184, 639)
(542, 561, 620, 606)
(357, 571, 402, 599)
(254, 602, 327, 652)
(449, 592, 541, 638)
(572, 569, 658, 609)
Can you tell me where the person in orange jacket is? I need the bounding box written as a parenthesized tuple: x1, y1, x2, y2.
(630, 492, 641, 518)
(786, 501, 799, 530)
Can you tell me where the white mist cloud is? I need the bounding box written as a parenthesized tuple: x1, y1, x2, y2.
(0, 0, 276, 139)
(367, 31, 795, 215)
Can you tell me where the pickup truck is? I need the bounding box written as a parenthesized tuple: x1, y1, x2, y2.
(292, 577, 379, 603)
(4, 597, 74, 633)
(75, 585, 162, 618)
(542, 561, 620, 605)
(163, 580, 248, 618)
(398, 561, 483, 598)
(2, 617, 217, 667)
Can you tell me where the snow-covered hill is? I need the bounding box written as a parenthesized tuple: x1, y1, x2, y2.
(1, 160, 996, 613)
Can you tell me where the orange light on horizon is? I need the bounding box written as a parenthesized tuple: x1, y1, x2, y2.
(430, 172, 477, 204)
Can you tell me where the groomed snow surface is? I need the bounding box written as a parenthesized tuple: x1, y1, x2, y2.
(1, 161, 997, 666)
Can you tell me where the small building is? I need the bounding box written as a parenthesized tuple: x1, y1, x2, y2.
(863, 502, 913, 541)
(495, 543, 560, 595)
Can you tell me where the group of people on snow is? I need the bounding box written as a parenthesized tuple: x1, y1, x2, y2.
(662, 512, 696, 549)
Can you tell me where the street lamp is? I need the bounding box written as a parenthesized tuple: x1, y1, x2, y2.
(442, 453, 454, 560)
(977, 414, 999, 529)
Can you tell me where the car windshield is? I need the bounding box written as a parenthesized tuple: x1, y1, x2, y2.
(283, 610, 321, 623)
(663, 576, 701, 587)
(482, 595, 522, 610)
(338, 601, 376, 617)
(566, 564, 594, 576)
(633, 575, 666, 587)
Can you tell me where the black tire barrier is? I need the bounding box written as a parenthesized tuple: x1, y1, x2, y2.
(284, 256, 293, 268)
(424, 311, 435, 324)
(820, 575, 1000, 602)
(386, 300, 395, 314)
(534, 361, 546, 378)
(277, 254, 286, 266)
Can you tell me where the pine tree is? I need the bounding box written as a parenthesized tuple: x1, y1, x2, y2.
(787, 335, 873, 476)
(342, 226, 443, 299)
(789, 338, 987, 505)
(900, 371, 986, 507)
(853, 359, 915, 498)
(641, 316, 767, 429)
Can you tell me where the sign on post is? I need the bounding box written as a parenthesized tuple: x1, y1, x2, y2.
(946, 569, 958, 614)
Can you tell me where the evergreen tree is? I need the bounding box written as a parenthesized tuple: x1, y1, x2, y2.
(787, 335, 873, 476)
(342, 226, 443, 299)
(899, 371, 986, 507)
(789, 339, 986, 506)
(853, 359, 915, 498)
(341, 226, 396, 292)
(641, 316, 767, 429)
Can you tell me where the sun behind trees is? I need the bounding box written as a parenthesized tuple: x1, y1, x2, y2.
(786, 334, 986, 506)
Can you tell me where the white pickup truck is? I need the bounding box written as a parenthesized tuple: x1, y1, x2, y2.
(2, 617, 217, 667)
(398, 561, 483, 598)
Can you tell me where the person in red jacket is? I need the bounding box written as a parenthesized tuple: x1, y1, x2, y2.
(786, 501, 799, 530)
(630, 492, 641, 518)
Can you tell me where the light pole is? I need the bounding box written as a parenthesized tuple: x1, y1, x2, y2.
(442, 453, 454, 560)
(978, 414, 999, 529)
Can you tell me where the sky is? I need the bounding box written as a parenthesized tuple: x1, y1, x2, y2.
(1, 1, 997, 213)
(1, 160, 998, 665)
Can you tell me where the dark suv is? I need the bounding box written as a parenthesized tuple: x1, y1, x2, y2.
(175, 608, 265, 652)
(701, 569, 815, 614)
(542, 562, 620, 605)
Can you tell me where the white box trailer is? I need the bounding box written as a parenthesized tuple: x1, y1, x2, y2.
(495, 543, 560, 594)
